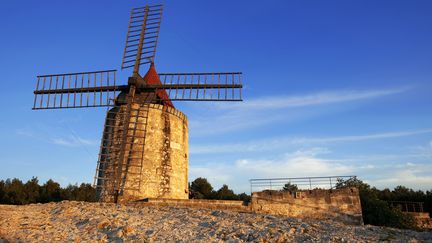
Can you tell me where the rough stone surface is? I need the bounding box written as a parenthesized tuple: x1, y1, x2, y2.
(1, 201, 431, 242)
(97, 103, 188, 203)
(130, 198, 250, 212)
(141, 104, 188, 200)
(252, 187, 363, 225)
(409, 212, 432, 230)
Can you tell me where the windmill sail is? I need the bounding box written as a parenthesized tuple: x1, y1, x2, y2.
(33, 70, 123, 109)
(121, 4, 163, 72)
(156, 72, 243, 101)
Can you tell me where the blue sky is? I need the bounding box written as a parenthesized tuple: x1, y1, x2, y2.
(0, 0, 431, 193)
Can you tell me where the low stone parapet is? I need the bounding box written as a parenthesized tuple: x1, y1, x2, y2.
(126, 187, 363, 225)
(251, 187, 363, 225)
(408, 212, 432, 230)
(128, 198, 250, 212)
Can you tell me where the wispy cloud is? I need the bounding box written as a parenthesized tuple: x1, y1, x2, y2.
(408, 141, 432, 159)
(371, 163, 432, 190)
(235, 149, 354, 177)
(15, 125, 99, 148)
(291, 129, 432, 144)
(190, 148, 353, 192)
(220, 87, 409, 111)
(51, 135, 98, 147)
(190, 128, 432, 154)
(15, 128, 35, 137)
(188, 87, 410, 136)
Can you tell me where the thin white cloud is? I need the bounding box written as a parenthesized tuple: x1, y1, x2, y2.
(16, 125, 99, 148)
(235, 151, 354, 178)
(408, 141, 432, 159)
(190, 128, 432, 154)
(51, 135, 98, 147)
(371, 163, 432, 190)
(292, 129, 432, 144)
(220, 87, 409, 111)
(188, 87, 410, 136)
(16, 128, 34, 137)
(190, 148, 352, 192)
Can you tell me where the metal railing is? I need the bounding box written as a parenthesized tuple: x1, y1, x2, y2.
(249, 175, 357, 193)
(388, 201, 424, 213)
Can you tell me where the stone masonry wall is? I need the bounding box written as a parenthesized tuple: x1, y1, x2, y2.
(127, 104, 189, 201)
(128, 198, 250, 212)
(409, 212, 432, 229)
(125, 188, 363, 225)
(251, 187, 363, 225)
(97, 103, 188, 203)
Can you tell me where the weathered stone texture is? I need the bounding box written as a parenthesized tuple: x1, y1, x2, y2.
(2, 201, 431, 242)
(251, 187, 363, 225)
(129, 198, 250, 212)
(126, 188, 363, 225)
(97, 103, 188, 203)
(409, 212, 432, 229)
(131, 103, 188, 201)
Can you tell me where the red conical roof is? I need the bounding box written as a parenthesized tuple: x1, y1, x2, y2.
(143, 63, 174, 108)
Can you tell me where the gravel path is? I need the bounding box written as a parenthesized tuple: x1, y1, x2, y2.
(0, 201, 431, 242)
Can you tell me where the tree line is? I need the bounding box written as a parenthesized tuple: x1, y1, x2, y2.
(0, 177, 250, 205)
(0, 177, 96, 204)
(189, 177, 251, 202)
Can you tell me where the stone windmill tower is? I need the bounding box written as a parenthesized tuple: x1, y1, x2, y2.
(32, 4, 243, 203)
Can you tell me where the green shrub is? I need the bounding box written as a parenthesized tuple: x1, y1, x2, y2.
(337, 177, 418, 230)
(0, 177, 96, 205)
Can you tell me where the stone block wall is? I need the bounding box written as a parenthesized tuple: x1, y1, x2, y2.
(130, 104, 188, 201)
(129, 198, 250, 212)
(97, 103, 188, 203)
(124, 187, 364, 225)
(409, 212, 432, 229)
(250, 188, 363, 225)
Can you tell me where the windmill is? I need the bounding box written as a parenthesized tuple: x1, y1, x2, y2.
(32, 4, 243, 203)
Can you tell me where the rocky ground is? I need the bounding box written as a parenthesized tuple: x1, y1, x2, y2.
(0, 201, 431, 242)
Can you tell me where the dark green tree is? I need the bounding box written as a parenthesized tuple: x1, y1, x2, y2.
(426, 190, 432, 218)
(0, 177, 97, 204)
(215, 184, 238, 200)
(378, 188, 393, 201)
(336, 177, 417, 229)
(190, 177, 213, 199)
(0, 180, 5, 203)
(40, 179, 62, 203)
(76, 183, 96, 202)
(60, 184, 76, 200)
(4, 178, 26, 204)
(61, 183, 96, 201)
(282, 182, 298, 192)
(24, 177, 40, 204)
(237, 192, 251, 203)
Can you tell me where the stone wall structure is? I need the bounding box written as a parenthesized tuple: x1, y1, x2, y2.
(129, 198, 250, 212)
(96, 103, 188, 203)
(408, 212, 432, 229)
(128, 188, 364, 225)
(251, 187, 363, 225)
